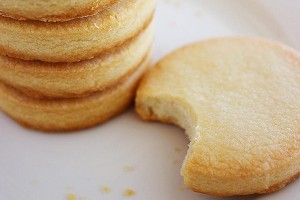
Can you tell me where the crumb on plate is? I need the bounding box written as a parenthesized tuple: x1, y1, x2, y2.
(123, 188, 135, 197)
(123, 165, 135, 172)
(101, 186, 110, 194)
(172, 160, 180, 164)
(31, 179, 39, 185)
(174, 147, 182, 152)
(67, 193, 77, 200)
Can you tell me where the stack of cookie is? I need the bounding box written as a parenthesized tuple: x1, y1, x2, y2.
(0, 0, 156, 131)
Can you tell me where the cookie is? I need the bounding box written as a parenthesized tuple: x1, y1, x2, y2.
(0, 0, 156, 62)
(0, 0, 119, 22)
(136, 37, 300, 196)
(0, 52, 150, 132)
(0, 22, 153, 99)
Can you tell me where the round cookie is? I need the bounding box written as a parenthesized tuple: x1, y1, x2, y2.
(136, 37, 300, 196)
(0, 0, 119, 22)
(0, 53, 150, 132)
(0, 23, 153, 99)
(0, 0, 156, 62)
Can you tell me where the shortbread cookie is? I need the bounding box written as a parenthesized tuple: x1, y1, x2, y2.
(0, 53, 150, 132)
(0, 0, 119, 22)
(136, 37, 300, 196)
(0, 23, 153, 99)
(0, 0, 155, 62)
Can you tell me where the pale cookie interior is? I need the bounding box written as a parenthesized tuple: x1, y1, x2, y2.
(136, 37, 300, 196)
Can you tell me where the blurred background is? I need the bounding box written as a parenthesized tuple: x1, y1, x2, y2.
(154, 0, 300, 63)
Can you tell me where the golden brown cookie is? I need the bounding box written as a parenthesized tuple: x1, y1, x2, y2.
(0, 0, 119, 22)
(0, 22, 153, 99)
(0, 0, 156, 62)
(136, 37, 300, 196)
(0, 52, 150, 132)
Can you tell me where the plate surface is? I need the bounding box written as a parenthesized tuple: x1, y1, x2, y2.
(0, 0, 299, 199)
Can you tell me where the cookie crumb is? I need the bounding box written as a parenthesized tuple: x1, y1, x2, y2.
(179, 185, 188, 191)
(31, 179, 39, 185)
(172, 160, 180, 164)
(123, 188, 135, 197)
(67, 193, 77, 200)
(194, 10, 203, 18)
(101, 186, 110, 194)
(123, 165, 135, 172)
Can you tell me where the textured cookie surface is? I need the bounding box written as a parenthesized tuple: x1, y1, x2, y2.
(0, 0, 156, 62)
(136, 37, 300, 196)
(0, 53, 150, 132)
(0, 0, 119, 22)
(0, 23, 153, 99)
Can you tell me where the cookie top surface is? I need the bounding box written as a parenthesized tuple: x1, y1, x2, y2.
(137, 37, 300, 175)
(0, 0, 119, 22)
(0, 0, 155, 62)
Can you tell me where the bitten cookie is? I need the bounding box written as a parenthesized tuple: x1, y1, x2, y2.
(136, 37, 300, 196)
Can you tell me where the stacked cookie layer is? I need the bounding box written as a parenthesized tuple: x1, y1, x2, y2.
(0, 0, 156, 131)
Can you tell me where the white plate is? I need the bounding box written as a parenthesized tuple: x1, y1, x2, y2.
(0, 1, 299, 199)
